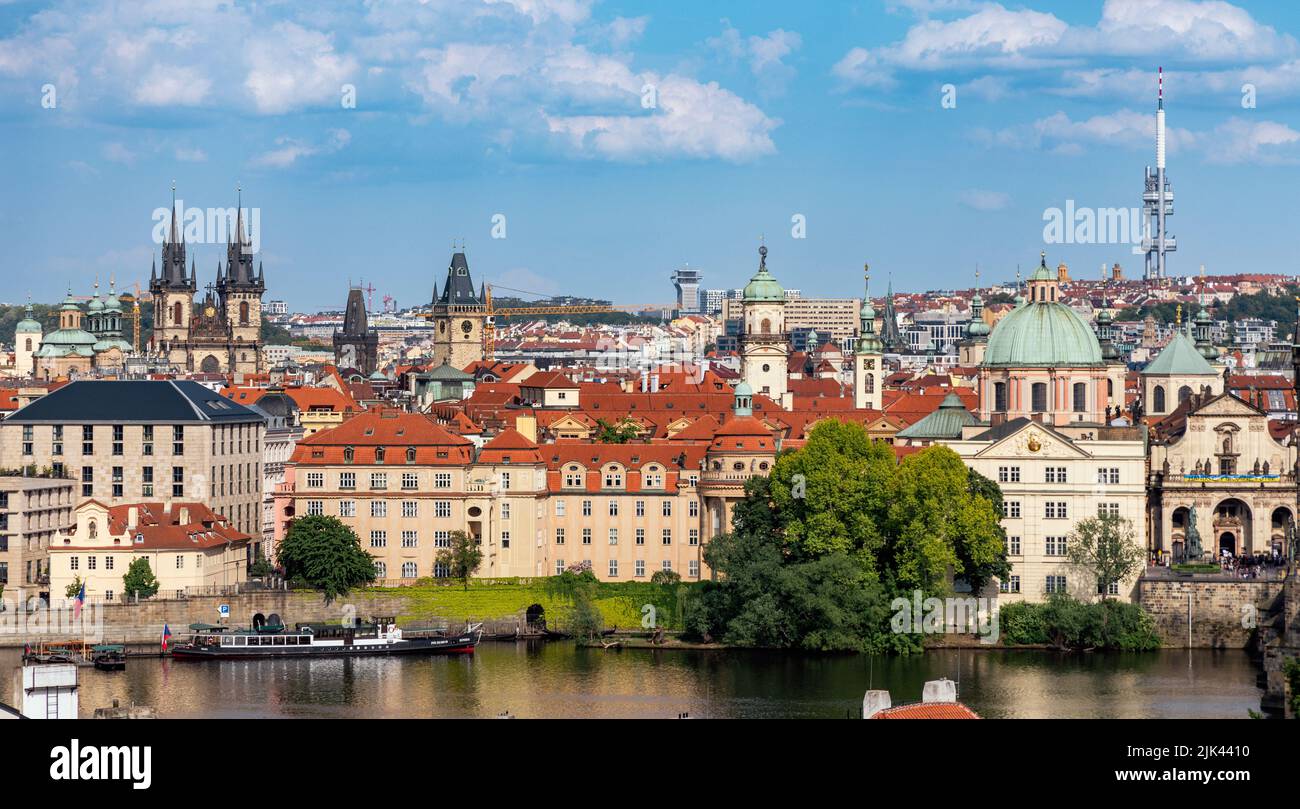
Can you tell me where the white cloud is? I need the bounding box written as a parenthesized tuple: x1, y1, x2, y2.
(174, 146, 208, 162)
(133, 64, 212, 106)
(244, 22, 357, 114)
(1200, 117, 1300, 164)
(251, 128, 351, 168)
(958, 189, 1010, 211)
(708, 21, 803, 93)
(101, 142, 136, 165)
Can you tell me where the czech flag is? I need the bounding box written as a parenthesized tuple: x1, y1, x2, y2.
(73, 582, 85, 620)
(161, 624, 172, 653)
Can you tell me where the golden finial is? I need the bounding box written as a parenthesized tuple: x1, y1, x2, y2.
(1175, 302, 1182, 325)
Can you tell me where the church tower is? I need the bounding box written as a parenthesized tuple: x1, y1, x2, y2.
(149, 190, 196, 358)
(217, 194, 265, 373)
(430, 249, 487, 370)
(14, 296, 42, 378)
(854, 264, 883, 410)
(740, 245, 790, 409)
(958, 268, 990, 367)
(334, 286, 379, 374)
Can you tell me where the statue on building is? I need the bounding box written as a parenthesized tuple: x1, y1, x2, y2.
(1184, 508, 1203, 562)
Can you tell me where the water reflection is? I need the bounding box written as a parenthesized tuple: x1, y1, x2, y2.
(0, 645, 1261, 719)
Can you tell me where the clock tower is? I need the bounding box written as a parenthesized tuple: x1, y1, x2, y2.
(740, 245, 791, 409)
(854, 264, 883, 411)
(430, 250, 488, 370)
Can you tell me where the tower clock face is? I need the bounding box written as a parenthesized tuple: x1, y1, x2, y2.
(205, 306, 216, 317)
(461, 320, 473, 334)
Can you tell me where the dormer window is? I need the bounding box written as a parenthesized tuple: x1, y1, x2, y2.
(406, 447, 417, 463)
(344, 446, 355, 463)
(375, 447, 386, 463)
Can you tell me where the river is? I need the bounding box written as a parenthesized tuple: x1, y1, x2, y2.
(1, 644, 1263, 719)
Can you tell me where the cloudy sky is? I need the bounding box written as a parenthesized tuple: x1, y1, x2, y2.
(3, 0, 1300, 310)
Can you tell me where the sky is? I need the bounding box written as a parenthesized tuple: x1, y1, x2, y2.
(3, 0, 1300, 311)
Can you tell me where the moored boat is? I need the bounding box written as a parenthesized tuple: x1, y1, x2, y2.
(170, 615, 483, 660)
(91, 644, 127, 671)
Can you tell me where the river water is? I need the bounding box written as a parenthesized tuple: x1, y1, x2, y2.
(1, 644, 1262, 719)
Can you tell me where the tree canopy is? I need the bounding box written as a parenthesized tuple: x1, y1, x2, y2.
(277, 515, 377, 601)
(122, 558, 160, 599)
(1066, 512, 1143, 599)
(435, 530, 483, 591)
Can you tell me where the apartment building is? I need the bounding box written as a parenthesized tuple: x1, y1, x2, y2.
(48, 500, 250, 602)
(723, 296, 861, 343)
(0, 475, 76, 603)
(0, 380, 266, 538)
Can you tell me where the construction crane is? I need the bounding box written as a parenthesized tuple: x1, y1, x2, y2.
(483, 284, 617, 362)
(131, 282, 144, 352)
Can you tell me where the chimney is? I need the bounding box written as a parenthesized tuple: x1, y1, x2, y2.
(922, 678, 957, 704)
(862, 690, 891, 719)
(127, 506, 138, 531)
(515, 413, 538, 444)
(178, 506, 190, 525)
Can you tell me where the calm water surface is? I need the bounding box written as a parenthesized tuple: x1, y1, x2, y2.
(0, 644, 1262, 719)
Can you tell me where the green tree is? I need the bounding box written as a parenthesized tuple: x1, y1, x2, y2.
(277, 515, 377, 601)
(1066, 512, 1143, 600)
(594, 417, 640, 444)
(545, 568, 604, 638)
(65, 576, 84, 599)
(122, 558, 160, 599)
(435, 530, 483, 591)
(249, 550, 274, 578)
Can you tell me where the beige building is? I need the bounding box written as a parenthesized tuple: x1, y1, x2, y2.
(48, 500, 250, 602)
(1148, 390, 1297, 560)
(723, 296, 861, 344)
(0, 380, 266, 538)
(0, 475, 76, 603)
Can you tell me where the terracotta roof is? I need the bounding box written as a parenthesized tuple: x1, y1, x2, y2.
(61, 501, 249, 551)
(280, 386, 358, 413)
(870, 702, 980, 719)
(477, 428, 543, 464)
(291, 409, 474, 466)
(520, 371, 578, 389)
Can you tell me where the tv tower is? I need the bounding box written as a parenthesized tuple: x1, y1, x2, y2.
(1143, 67, 1176, 281)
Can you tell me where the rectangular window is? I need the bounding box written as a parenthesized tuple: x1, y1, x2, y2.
(70, 556, 79, 571)
(176, 555, 184, 569)
(634, 559, 645, 577)
(371, 501, 388, 518)
(88, 556, 97, 571)
(582, 500, 592, 517)
(501, 531, 510, 549)
(555, 500, 566, 517)
(500, 472, 511, 490)
(402, 472, 418, 490)
(1007, 536, 1021, 556)
(433, 472, 452, 489)
(1097, 502, 1120, 518)
(82, 425, 94, 455)
(142, 466, 154, 497)
(501, 503, 510, 519)
(21, 425, 33, 456)
(1045, 466, 1067, 484)
(173, 425, 184, 455)
(608, 559, 618, 578)
(1006, 500, 1021, 518)
(112, 425, 124, 456)
(141, 425, 152, 456)
(555, 528, 566, 545)
(662, 500, 672, 517)
(434, 531, 451, 548)
(370, 531, 387, 548)
(555, 560, 565, 576)
(662, 560, 673, 572)
(105, 556, 113, 571)
(635, 528, 645, 546)
(608, 528, 618, 545)
(52, 425, 64, 456)
(689, 529, 699, 546)
(662, 528, 672, 545)
(689, 501, 699, 518)
(999, 575, 1021, 594)
(370, 473, 388, 490)
(81, 466, 93, 498)
(688, 560, 700, 578)
(401, 531, 418, 548)
(434, 501, 451, 518)
(609, 500, 619, 517)
(1045, 575, 1067, 594)
(582, 528, 592, 545)
(172, 467, 184, 498)
(339, 472, 356, 490)
(997, 466, 1020, 483)
(1045, 501, 1068, 520)
(635, 500, 645, 517)
(339, 500, 356, 518)
(401, 501, 418, 518)
(306, 472, 324, 489)
(112, 466, 123, 498)
(1096, 467, 1120, 485)
(1046, 536, 1068, 556)
(306, 500, 324, 516)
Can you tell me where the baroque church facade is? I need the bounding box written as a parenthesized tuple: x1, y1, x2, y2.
(150, 198, 265, 375)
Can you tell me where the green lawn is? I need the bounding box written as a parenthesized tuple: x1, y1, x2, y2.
(368, 579, 686, 629)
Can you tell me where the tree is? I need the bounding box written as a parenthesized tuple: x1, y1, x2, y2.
(65, 576, 84, 599)
(650, 569, 681, 586)
(277, 515, 377, 601)
(544, 568, 604, 638)
(249, 550, 274, 578)
(122, 559, 160, 599)
(435, 530, 483, 591)
(1066, 512, 1144, 600)
(594, 417, 640, 444)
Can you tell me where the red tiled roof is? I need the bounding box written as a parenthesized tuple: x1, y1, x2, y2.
(290, 409, 474, 465)
(62, 502, 249, 551)
(477, 428, 543, 464)
(871, 702, 980, 719)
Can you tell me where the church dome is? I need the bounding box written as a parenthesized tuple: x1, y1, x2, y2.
(984, 290, 1103, 368)
(742, 246, 785, 303)
(16, 305, 41, 334)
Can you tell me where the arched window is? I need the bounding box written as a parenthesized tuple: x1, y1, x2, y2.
(1107, 378, 1114, 398)
(343, 446, 355, 463)
(761, 318, 772, 334)
(864, 374, 874, 394)
(1178, 385, 1192, 405)
(374, 561, 387, 578)
(1072, 382, 1087, 412)
(24, 338, 31, 351)
(374, 447, 385, 463)
(1153, 385, 1166, 414)
(172, 301, 183, 324)
(1031, 382, 1047, 412)
(994, 382, 1008, 412)
(402, 562, 417, 578)
(406, 447, 417, 464)
(240, 301, 250, 324)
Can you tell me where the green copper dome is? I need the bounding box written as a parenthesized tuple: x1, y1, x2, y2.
(984, 299, 1103, 367)
(16, 304, 41, 333)
(743, 246, 785, 303)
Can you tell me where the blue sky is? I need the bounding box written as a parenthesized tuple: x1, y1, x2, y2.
(3, 0, 1300, 311)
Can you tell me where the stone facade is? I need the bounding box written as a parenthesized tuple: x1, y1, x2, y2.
(1138, 575, 1283, 648)
(0, 476, 75, 603)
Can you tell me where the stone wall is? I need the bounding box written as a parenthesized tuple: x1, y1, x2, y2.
(1137, 576, 1283, 649)
(1, 590, 417, 649)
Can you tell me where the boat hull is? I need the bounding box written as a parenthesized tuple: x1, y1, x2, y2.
(170, 632, 481, 660)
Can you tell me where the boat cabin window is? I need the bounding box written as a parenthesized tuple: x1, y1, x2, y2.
(235, 636, 246, 646)
(273, 636, 285, 645)
(220, 636, 232, 646)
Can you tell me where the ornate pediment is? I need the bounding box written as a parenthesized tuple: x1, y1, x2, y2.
(1191, 393, 1265, 418)
(974, 422, 1092, 459)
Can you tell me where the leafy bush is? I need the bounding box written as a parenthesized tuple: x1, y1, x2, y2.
(1000, 594, 1160, 650)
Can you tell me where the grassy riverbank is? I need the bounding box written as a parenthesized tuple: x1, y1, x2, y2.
(369, 579, 684, 629)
